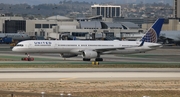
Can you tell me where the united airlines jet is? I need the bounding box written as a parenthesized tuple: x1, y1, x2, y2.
(12, 18, 164, 61)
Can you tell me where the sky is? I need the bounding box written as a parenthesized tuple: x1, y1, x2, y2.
(0, 0, 173, 5)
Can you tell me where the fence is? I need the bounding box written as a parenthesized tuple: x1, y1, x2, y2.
(0, 91, 78, 97)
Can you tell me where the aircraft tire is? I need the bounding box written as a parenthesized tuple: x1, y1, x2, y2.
(31, 57, 34, 61)
(21, 57, 34, 61)
(28, 57, 34, 61)
(28, 58, 30, 61)
(83, 58, 91, 61)
(95, 58, 103, 61)
(21, 58, 28, 61)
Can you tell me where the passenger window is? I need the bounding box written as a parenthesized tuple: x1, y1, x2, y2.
(16, 44, 24, 47)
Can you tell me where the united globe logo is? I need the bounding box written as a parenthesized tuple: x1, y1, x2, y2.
(143, 28, 157, 43)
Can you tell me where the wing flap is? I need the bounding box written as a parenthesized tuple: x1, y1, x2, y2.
(95, 47, 125, 53)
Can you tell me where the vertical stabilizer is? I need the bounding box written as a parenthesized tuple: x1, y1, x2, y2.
(141, 18, 165, 43)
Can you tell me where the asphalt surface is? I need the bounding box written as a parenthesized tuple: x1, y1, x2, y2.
(0, 68, 179, 81)
(0, 68, 179, 73)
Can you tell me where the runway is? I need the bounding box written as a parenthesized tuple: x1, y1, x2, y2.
(0, 50, 180, 63)
(0, 45, 180, 81)
(0, 68, 179, 81)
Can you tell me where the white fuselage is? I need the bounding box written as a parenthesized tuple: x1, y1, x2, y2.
(12, 40, 161, 55)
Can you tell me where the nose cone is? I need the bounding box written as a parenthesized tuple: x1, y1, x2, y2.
(12, 47, 18, 52)
(12, 47, 16, 52)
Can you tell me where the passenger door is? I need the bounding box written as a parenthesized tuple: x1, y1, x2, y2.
(28, 43, 32, 49)
(54, 43, 58, 49)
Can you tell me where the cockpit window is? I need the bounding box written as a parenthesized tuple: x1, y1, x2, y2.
(16, 44, 24, 46)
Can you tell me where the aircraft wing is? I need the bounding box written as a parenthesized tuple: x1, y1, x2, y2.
(94, 45, 137, 53)
(94, 40, 145, 53)
(71, 41, 145, 54)
(94, 47, 125, 53)
(148, 43, 162, 49)
(75, 45, 138, 53)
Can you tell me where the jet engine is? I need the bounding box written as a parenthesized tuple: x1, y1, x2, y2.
(82, 50, 98, 58)
(60, 53, 78, 58)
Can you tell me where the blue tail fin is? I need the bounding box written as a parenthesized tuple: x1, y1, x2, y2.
(141, 18, 165, 43)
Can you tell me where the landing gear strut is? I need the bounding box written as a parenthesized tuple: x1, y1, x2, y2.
(21, 53, 34, 61)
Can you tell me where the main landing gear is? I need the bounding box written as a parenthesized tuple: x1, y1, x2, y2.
(83, 58, 91, 61)
(82, 58, 103, 61)
(83, 58, 103, 65)
(95, 58, 103, 61)
(21, 53, 34, 61)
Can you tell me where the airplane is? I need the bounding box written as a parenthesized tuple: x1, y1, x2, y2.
(12, 18, 164, 61)
(159, 31, 180, 45)
(0, 33, 31, 40)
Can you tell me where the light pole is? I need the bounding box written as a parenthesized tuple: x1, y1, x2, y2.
(9, 6, 12, 21)
(3, 19, 5, 33)
(145, 12, 151, 31)
(52, 7, 58, 34)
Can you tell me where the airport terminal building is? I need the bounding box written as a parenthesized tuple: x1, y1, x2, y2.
(0, 15, 180, 40)
(0, 15, 143, 40)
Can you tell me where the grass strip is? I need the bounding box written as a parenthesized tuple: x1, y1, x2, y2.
(0, 63, 179, 68)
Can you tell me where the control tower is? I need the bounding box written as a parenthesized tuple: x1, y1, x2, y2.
(174, 0, 180, 18)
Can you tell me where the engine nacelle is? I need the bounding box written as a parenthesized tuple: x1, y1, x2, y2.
(60, 53, 78, 58)
(82, 50, 98, 58)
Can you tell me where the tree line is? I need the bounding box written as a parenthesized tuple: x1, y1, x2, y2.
(0, 1, 93, 17)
